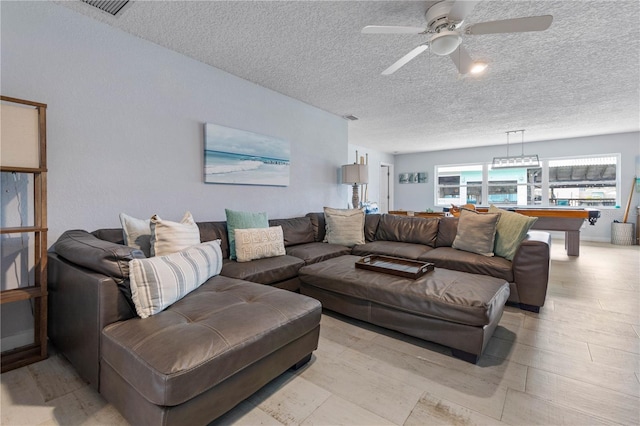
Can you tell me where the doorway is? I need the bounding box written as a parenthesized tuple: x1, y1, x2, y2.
(379, 163, 393, 213)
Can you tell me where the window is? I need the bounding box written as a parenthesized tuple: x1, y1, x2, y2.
(435, 154, 619, 207)
(548, 156, 617, 207)
(436, 165, 482, 206)
(487, 166, 542, 206)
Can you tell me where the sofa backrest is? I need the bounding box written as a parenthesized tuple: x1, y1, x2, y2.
(364, 214, 381, 242)
(435, 217, 459, 247)
(268, 217, 315, 247)
(375, 214, 439, 247)
(305, 212, 326, 242)
(197, 221, 230, 258)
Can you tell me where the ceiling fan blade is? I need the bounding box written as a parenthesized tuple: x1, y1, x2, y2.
(466, 15, 553, 35)
(448, 0, 481, 23)
(362, 25, 426, 34)
(382, 44, 429, 75)
(449, 44, 473, 74)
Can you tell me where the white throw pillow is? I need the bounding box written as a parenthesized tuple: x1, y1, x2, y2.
(323, 207, 365, 247)
(150, 211, 201, 257)
(234, 226, 286, 262)
(129, 240, 223, 318)
(119, 213, 151, 257)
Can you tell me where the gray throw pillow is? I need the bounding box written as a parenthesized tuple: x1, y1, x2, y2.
(452, 209, 500, 257)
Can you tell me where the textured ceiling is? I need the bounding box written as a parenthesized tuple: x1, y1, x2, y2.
(59, 1, 640, 154)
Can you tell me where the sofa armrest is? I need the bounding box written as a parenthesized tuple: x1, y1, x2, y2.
(48, 252, 135, 389)
(511, 231, 551, 308)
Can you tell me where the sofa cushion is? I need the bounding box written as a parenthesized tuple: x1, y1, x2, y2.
(220, 255, 304, 285)
(286, 242, 351, 265)
(305, 212, 326, 242)
(129, 241, 224, 318)
(323, 207, 365, 247)
(435, 217, 458, 247)
(268, 217, 315, 247)
(489, 205, 538, 261)
(419, 247, 514, 282)
(119, 213, 152, 257)
(375, 214, 439, 247)
(226, 209, 269, 260)
(452, 209, 499, 257)
(150, 212, 201, 257)
(101, 276, 322, 406)
(364, 214, 381, 242)
(197, 221, 230, 258)
(352, 241, 433, 260)
(235, 226, 286, 263)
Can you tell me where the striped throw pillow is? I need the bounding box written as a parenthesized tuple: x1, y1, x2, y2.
(129, 240, 223, 318)
(150, 211, 200, 257)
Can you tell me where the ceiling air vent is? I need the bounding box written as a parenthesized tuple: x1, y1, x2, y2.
(343, 114, 359, 121)
(81, 0, 130, 17)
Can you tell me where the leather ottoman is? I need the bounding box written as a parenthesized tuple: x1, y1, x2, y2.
(299, 255, 509, 363)
(100, 275, 321, 425)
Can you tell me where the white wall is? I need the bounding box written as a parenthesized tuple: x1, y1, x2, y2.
(347, 143, 395, 210)
(394, 132, 640, 241)
(0, 2, 348, 347)
(1, 2, 348, 244)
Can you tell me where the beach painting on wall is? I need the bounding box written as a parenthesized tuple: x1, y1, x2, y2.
(204, 123, 290, 186)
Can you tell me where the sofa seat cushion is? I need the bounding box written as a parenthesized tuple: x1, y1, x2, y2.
(419, 247, 514, 282)
(352, 241, 433, 260)
(286, 242, 351, 265)
(299, 255, 509, 327)
(101, 275, 321, 407)
(220, 255, 304, 285)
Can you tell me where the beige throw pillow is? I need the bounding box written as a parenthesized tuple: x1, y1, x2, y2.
(323, 207, 365, 247)
(452, 209, 500, 257)
(150, 211, 201, 257)
(234, 226, 286, 262)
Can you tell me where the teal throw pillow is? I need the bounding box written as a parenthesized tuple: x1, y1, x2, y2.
(225, 209, 269, 260)
(489, 205, 538, 260)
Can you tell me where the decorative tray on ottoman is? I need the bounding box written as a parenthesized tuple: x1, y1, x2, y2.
(355, 255, 434, 279)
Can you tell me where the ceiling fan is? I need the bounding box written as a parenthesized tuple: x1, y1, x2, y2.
(362, 0, 553, 75)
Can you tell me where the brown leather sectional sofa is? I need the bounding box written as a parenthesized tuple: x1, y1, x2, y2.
(48, 212, 550, 425)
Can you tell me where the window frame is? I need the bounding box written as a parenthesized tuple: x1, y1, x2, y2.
(433, 153, 621, 208)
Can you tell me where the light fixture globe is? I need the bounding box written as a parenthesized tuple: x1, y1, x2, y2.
(430, 31, 462, 56)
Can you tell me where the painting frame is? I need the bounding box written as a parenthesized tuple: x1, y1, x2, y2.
(204, 123, 290, 187)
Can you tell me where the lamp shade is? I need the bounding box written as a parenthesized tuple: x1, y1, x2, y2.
(342, 164, 369, 184)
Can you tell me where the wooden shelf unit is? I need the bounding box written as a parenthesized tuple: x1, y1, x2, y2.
(1, 96, 48, 373)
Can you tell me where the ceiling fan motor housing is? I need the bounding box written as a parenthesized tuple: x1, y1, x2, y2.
(425, 1, 456, 32)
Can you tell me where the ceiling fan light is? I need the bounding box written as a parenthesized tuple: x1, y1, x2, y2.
(430, 31, 462, 56)
(470, 61, 488, 74)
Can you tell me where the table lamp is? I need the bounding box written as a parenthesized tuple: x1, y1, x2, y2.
(342, 163, 369, 209)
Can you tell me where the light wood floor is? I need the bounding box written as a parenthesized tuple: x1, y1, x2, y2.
(2, 240, 639, 425)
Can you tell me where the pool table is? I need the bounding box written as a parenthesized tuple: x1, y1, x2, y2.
(480, 207, 601, 256)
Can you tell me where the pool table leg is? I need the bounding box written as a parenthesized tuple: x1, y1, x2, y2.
(566, 230, 580, 256)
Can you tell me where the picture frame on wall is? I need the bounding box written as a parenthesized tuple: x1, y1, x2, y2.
(399, 172, 428, 184)
(204, 123, 290, 186)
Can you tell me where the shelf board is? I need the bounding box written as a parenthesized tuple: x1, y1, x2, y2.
(1, 344, 47, 373)
(0, 226, 48, 234)
(1, 166, 47, 173)
(0, 287, 45, 304)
